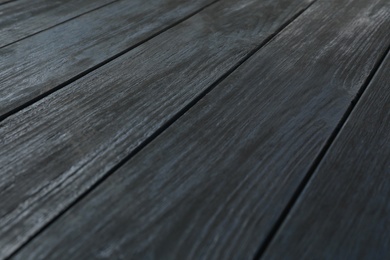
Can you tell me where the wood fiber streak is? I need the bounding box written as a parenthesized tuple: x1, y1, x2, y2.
(13, 0, 390, 259)
(0, 0, 115, 47)
(0, 0, 214, 119)
(0, 0, 312, 258)
(263, 53, 390, 259)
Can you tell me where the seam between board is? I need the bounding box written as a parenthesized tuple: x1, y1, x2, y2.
(2, 0, 221, 257)
(5, 0, 318, 258)
(254, 37, 390, 260)
(0, 0, 16, 7)
(0, 0, 121, 49)
(0, 0, 220, 123)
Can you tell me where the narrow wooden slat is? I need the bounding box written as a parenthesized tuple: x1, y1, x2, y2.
(0, 0, 115, 47)
(0, 0, 215, 120)
(262, 52, 390, 259)
(13, 0, 390, 259)
(0, 0, 313, 258)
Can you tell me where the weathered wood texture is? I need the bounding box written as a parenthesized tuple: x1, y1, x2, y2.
(0, 0, 215, 119)
(0, 0, 313, 258)
(262, 52, 390, 259)
(0, 0, 115, 47)
(12, 0, 390, 259)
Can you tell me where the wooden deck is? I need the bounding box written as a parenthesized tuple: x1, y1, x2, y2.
(1, 0, 389, 259)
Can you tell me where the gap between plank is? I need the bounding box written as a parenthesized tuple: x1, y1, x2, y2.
(0, 0, 121, 49)
(6, 2, 316, 258)
(253, 43, 390, 260)
(0, 0, 220, 123)
(0, 0, 16, 6)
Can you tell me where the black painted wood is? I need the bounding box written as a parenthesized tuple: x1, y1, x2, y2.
(0, 0, 215, 120)
(0, 0, 115, 48)
(12, 0, 390, 259)
(0, 0, 313, 258)
(262, 52, 390, 259)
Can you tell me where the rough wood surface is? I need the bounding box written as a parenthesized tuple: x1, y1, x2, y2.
(13, 0, 390, 259)
(0, 0, 215, 119)
(0, 0, 313, 258)
(262, 52, 390, 260)
(0, 0, 115, 47)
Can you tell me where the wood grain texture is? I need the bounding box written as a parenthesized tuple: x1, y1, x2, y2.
(262, 52, 390, 259)
(13, 0, 390, 259)
(0, 0, 313, 258)
(0, 0, 115, 47)
(0, 0, 215, 119)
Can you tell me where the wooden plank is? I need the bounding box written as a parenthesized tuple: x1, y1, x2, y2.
(12, 0, 390, 259)
(262, 52, 390, 259)
(0, 0, 115, 47)
(0, 0, 313, 258)
(0, 0, 214, 120)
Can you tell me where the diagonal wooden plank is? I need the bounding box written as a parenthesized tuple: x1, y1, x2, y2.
(0, 0, 313, 258)
(0, 0, 116, 48)
(12, 0, 390, 259)
(0, 0, 215, 120)
(262, 51, 390, 259)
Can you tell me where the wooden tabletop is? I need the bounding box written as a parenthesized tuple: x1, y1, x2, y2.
(1, 0, 389, 259)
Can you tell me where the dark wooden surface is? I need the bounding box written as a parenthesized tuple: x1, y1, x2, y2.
(0, 0, 215, 119)
(263, 52, 390, 259)
(0, 0, 115, 47)
(1, 0, 390, 259)
(9, 0, 390, 259)
(0, 0, 314, 258)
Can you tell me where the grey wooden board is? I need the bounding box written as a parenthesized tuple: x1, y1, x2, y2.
(0, 0, 313, 258)
(262, 52, 390, 259)
(13, 0, 390, 259)
(0, 0, 215, 120)
(0, 0, 115, 48)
